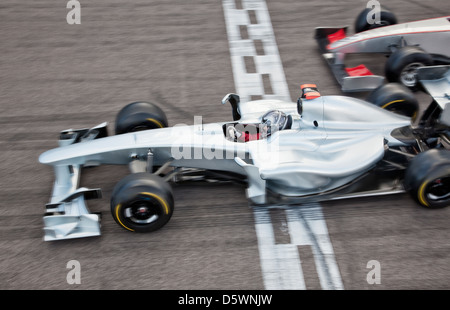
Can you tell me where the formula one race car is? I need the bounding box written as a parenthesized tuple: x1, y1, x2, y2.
(314, 7, 450, 92)
(39, 66, 450, 241)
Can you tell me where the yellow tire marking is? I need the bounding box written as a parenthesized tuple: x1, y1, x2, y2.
(115, 204, 135, 231)
(140, 192, 170, 215)
(381, 99, 405, 110)
(146, 118, 164, 128)
(418, 181, 430, 207)
(115, 193, 170, 231)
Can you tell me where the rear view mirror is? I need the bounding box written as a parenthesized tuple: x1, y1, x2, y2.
(222, 93, 240, 105)
(221, 93, 241, 121)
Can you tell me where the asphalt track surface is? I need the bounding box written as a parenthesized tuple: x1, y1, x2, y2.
(1, 0, 450, 290)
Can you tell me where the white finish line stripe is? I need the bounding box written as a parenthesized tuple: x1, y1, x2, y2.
(222, 0, 344, 290)
(253, 206, 344, 290)
(222, 0, 291, 103)
(253, 209, 306, 290)
(286, 204, 344, 290)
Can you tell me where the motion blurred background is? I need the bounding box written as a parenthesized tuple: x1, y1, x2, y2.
(0, 0, 449, 289)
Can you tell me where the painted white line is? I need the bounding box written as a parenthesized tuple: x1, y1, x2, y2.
(222, 0, 291, 103)
(222, 0, 344, 290)
(253, 205, 344, 290)
(286, 204, 344, 290)
(253, 208, 306, 290)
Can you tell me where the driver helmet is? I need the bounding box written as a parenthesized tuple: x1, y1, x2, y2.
(261, 110, 289, 136)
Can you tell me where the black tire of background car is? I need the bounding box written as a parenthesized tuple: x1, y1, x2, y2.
(115, 101, 168, 134)
(404, 149, 450, 209)
(354, 7, 398, 33)
(366, 82, 419, 119)
(385, 46, 433, 91)
(111, 173, 174, 232)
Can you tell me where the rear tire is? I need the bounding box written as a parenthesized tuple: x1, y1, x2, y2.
(404, 149, 450, 209)
(354, 7, 397, 33)
(385, 46, 433, 90)
(111, 173, 174, 232)
(115, 102, 168, 134)
(367, 83, 419, 119)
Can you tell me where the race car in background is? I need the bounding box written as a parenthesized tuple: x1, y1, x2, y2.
(314, 7, 450, 92)
(38, 66, 450, 241)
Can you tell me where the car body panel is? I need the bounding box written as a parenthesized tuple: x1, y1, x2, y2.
(40, 95, 410, 196)
(328, 16, 450, 56)
(417, 65, 450, 109)
(315, 16, 450, 91)
(39, 94, 411, 240)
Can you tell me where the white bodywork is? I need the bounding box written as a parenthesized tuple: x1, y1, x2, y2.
(39, 95, 411, 240)
(315, 16, 450, 91)
(40, 96, 410, 199)
(328, 16, 450, 55)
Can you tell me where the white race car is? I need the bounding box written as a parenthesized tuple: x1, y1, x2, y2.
(39, 66, 450, 241)
(315, 7, 450, 91)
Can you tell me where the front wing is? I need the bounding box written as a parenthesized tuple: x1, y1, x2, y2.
(314, 27, 385, 92)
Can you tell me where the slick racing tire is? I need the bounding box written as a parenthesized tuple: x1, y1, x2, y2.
(354, 7, 397, 33)
(115, 101, 168, 134)
(111, 173, 174, 232)
(367, 83, 419, 119)
(385, 46, 433, 91)
(404, 149, 450, 209)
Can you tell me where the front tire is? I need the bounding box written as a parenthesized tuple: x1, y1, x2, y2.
(111, 173, 174, 232)
(115, 101, 168, 134)
(404, 149, 450, 209)
(385, 46, 433, 90)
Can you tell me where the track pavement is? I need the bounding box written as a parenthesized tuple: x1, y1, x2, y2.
(0, 0, 449, 290)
